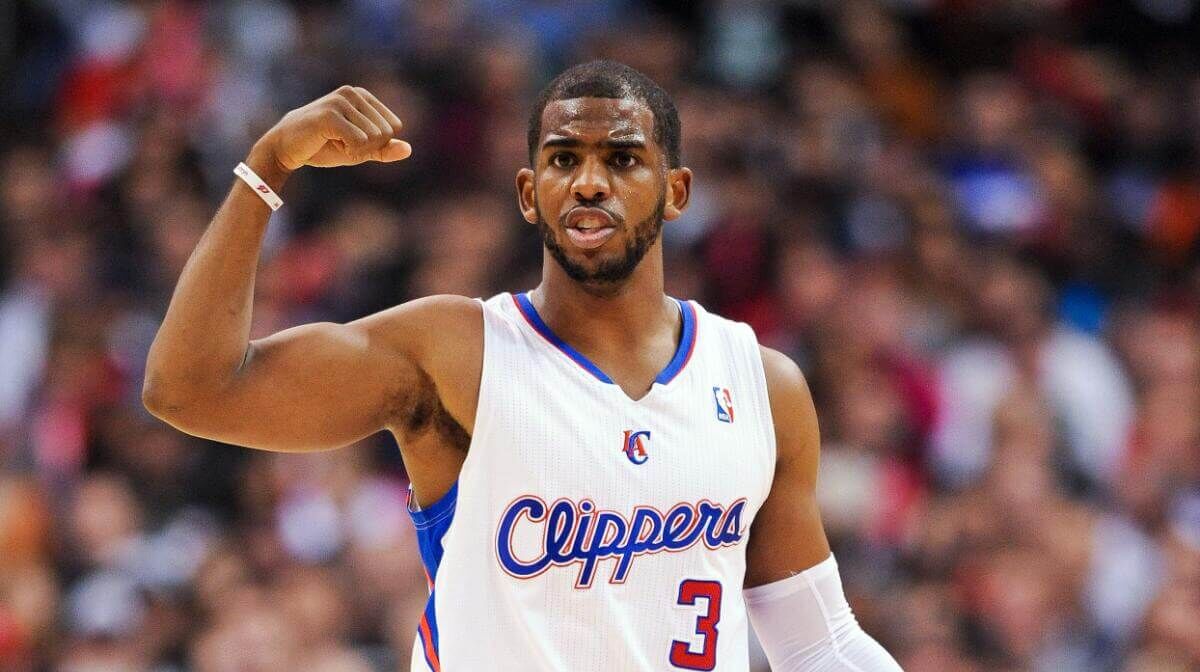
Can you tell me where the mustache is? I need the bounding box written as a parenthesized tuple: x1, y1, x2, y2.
(559, 202, 624, 226)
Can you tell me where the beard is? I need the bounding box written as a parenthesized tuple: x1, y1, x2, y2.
(536, 191, 666, 286)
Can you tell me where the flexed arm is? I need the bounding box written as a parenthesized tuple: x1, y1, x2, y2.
(142, 87, 480, 453)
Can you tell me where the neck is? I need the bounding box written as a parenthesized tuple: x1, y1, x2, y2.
(531, 242, 674, 350)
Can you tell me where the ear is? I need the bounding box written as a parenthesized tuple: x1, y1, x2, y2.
(662, 167, 692, 222)
(516, 168, 537, 225)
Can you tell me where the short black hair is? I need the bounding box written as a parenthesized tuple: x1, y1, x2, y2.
(527, 60, 681, 168)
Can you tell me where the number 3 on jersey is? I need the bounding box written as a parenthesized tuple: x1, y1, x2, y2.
(669, 579, 722, 670)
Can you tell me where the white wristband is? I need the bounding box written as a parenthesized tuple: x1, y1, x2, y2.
(233, 161, 284, 211)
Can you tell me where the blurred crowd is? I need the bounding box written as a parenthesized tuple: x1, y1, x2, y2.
(2, 0, 1200, 670)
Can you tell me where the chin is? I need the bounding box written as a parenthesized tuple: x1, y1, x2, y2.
(538, 212, 655, 288)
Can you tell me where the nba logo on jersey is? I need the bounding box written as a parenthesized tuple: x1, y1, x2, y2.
(622, 430, 651, 464)
(713, 387, 734, 423)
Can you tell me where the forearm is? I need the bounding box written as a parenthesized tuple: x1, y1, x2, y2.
(143, 147, 290, 409)
(745, 554, 903, 671)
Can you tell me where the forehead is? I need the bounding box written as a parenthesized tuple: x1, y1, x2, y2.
(540, 97, 655, 142)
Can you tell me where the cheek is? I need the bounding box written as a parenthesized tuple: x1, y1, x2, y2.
(618, 172, 660, 207)
(536, 175, 569, 206)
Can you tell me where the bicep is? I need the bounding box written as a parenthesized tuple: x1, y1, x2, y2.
(158, 295, 483, 452)
(167, 315, 420, 451)
(744, 347, 832, 588)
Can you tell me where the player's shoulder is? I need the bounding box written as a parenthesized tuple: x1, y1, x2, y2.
(402, 293, 483, 324)
(351, 294, 482, 357)
(688, 302, 811, 403)
(689, 303, 802, 377)
(757, 345, 802, 383)
(758, 345, 811, 407)
(364, 293, 481, 327)
(756, 345, 819, 465)
(696, 306, 816, 452)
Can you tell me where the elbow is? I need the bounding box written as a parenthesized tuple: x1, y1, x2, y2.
(142, 350, 242, 423)
(141, 370, 204, 425)
(141, 372, 231, 440)
(141, 377, 183, 421)
(141, 383, 210, 438)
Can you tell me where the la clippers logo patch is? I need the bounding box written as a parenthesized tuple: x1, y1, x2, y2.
(622, 430, 651, 465)
(713, 387, 734, 423)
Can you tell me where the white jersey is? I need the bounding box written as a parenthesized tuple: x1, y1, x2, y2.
(409, 292, 777, 671)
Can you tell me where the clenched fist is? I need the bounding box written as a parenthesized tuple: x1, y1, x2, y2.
(251, 86, 412, 175)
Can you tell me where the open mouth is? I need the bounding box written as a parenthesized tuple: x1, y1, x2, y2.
(564, 208, 618, 250)
(566, 225, 617, 249)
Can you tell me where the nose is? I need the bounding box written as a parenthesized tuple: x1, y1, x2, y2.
(571, 155, 609, 203)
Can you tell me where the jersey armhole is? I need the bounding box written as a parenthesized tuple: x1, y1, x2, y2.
(739, 321, 779, 503)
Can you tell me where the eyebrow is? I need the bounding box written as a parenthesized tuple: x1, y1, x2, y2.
(542, 136, 647, 151)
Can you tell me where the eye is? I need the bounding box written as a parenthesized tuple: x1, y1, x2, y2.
(610, 152, 638, 169)
(550, 152, 576, 169)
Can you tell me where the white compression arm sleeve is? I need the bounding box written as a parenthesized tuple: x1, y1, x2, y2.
(744, 554, 904, 671)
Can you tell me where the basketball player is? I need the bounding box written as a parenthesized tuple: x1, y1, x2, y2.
(144, 61, 902, 671)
